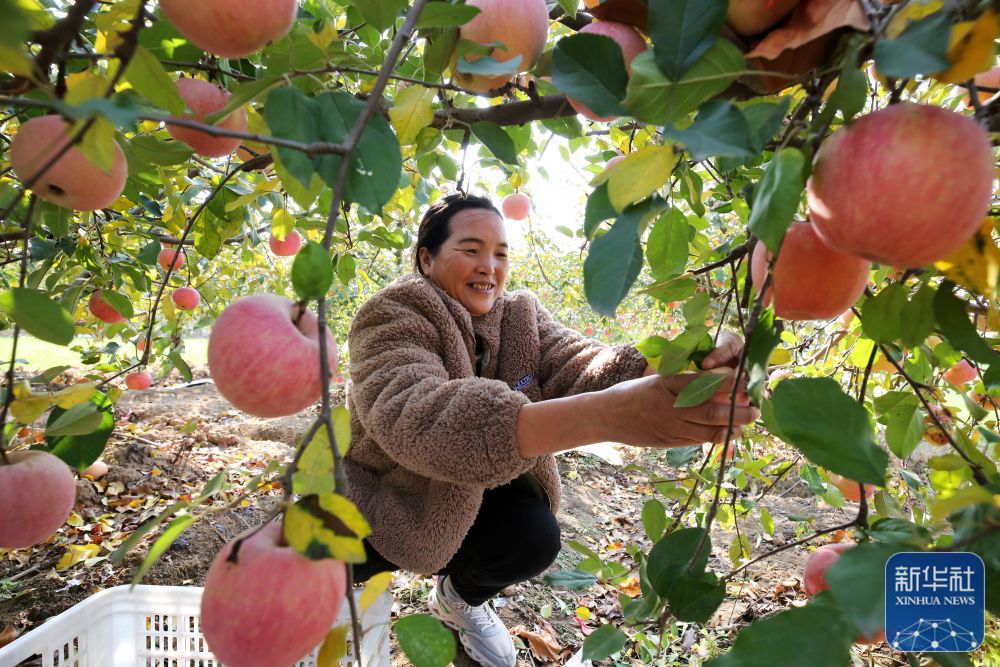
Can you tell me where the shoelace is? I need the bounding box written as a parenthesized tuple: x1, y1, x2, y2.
(451, 596, 498, 633)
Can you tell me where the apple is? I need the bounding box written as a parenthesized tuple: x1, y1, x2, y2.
(751, 221, 871, 320)
(208, 295, 338, 417)
(166, 79, 249, 158)
(172, 287, 201, 311)
(126, 371, 153, 390)
(825, 470, 875, 503)
(963, 66, 1000, 107)
(88, 289, 126, 324)
(727, 0, 802, 36)
(159, 0, 297, 58)
(584, 0, 648, 33)
(158, 247, 186, 272)
(10, 115, 127, 211)
(807, 103, 994, 268)
(452, 0, 549, 94)
(605, 154, 626, 170)
(0, 450, 76, 549)
(501, 193, 531, 220)
(269, 230, 303, 257)
(567, 21, 647, 121)
(803, 542, 886, 645)
(82, 460, 109, 480)
(201, 523, 347, 667)
(943, 359, 977, 386)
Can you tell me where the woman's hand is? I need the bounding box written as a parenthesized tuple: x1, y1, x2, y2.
(594, 369, 759, 448)
(700, 331, 744, 370)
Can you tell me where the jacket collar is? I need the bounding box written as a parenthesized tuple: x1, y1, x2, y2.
(415, 272, 505, 361)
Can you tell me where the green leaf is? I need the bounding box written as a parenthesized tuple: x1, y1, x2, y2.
(46, 401, 101, 437)
(470, 121, 518, 165)
(131, 514, 195, 586)
(642, 499, 667, 542)
(395, 615, 456, 667)
(415, 2, 480, 28)
(663, 100, 754, 161)
(100, 290, 135, 319)
(456, 53, 522, 75)
(674, 372, 728, 407)
(882, 396, 923, 459)
(748, 148, 805, 253)
(867, 518, 932, 548)
(585, 199, 666, 317)
(771, 378, 887, 485)
(746, 308, 780, 404)
(127, 135, 193, 167)
(45, 391, 115, 471)
(138, 240, 162, 266)
(646, 528, 724, 622)
(934, 282, 1000, 366)
(646, 207, 689, 280)
(292, 241, 334, 301)
(873, 12, 951, 79)
(352, 0, 409, 32)
(585, 185, 615, 238)
(123, 46, 186, 115)
(826, 543, 901, 637)
(314, 92, 403, 213)
(264, 87, 321, 190)
(543, 569, 598, 590)
(900, 282, 936, 349)
(623, 41, 745, 125)
(0, 288, 75, 345)
(706, 596, 854, 667)
(423, 28, 459, 79)
(828, 41, 867, 121)
(168, 350, 192, 383)
(552, 33, 628, 118)
(861, 283, 907, 345)
(110, 500, 190, 564)
(582, 625, 629, 662)
(648, 0, 727, 80)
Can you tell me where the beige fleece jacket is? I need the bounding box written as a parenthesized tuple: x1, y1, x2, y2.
(345, 273, 648, 574)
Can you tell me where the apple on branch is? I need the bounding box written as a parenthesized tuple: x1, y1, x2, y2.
(159, 0, 298, 58)
(167, 79, 249, 158)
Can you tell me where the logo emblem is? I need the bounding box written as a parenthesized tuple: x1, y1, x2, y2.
(513, 373, 534, 390)
(885, 552, 985, 652)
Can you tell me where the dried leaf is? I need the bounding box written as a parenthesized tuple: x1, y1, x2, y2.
(0, 625, 19, 649)
(746, 0, 870, 60)
(57, 544, 100, 570)
(511, 624, 564, 663)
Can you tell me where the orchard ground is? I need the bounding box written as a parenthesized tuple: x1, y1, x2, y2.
(2, 362, 996, 665)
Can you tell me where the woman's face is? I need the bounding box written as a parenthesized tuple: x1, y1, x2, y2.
(419, 207, 509, 316)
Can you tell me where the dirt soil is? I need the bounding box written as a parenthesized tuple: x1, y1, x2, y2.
(0, 371, 906, 666)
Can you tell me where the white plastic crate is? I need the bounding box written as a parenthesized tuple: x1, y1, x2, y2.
(0, 585, 392, 667)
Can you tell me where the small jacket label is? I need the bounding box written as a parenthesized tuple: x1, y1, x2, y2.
(513, 373, 534, 390)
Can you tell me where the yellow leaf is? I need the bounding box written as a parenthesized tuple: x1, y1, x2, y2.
(65, 73, 108, 105)
(74, 116, 118, 174)
(12, 380, 38, 400)
(388, 86, 437, 146)
(292, 428, 336, 496)
(57, 544, 100, 570)
(11, 397, 51, 424)
(603, 145, 674, 212)
(933, 219, 1000, 296)
(885, 1, 945, 39)
(66, 512, 85, 528)
(51, 382, 97, 409)
(316, 625, 350, 667)
(283, 494, 371, 564)
(360, 571, 394, 612)
(0, 45, 35, 78)
(768, 348, 793, 365)
(270, 209, 296, 242)
(162, 293, 177, 320)
(935, 10, 998, 84)
(332, 405, 351, 456)
(931, 487, 996, 522)
(575, 606, 591, 621)
(307, 21, 341, 52)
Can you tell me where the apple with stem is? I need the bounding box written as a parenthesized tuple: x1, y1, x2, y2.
(172, 287, 201, 311)
(167, 79, 248, 158)
(89, 289, 126, 324)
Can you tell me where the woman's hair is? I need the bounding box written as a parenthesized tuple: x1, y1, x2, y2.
(413, 193, 501, 274)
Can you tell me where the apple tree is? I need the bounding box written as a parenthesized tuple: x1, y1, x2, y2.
(1, 0, 999, 665)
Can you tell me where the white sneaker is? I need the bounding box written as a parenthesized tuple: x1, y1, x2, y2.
(427, 576, 517, 667)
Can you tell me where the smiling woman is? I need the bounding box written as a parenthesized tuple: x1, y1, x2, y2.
(343, 193, 757, 667)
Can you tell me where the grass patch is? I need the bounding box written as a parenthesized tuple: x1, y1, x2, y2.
(0, 335, 209, 373)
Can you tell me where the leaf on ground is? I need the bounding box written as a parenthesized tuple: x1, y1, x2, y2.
(511, 624, 565, 663)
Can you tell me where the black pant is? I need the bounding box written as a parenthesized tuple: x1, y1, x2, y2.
(353, 475, 562, 606)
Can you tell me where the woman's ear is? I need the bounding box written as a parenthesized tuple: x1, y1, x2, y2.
(418, 247, 431, 275)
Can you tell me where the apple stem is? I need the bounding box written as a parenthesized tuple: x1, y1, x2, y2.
(292, 299, 308, 327)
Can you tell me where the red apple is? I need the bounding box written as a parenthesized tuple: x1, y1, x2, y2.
(826, 470, 875, 503)
(567, 21, 647, 121)
(201, 523, 347, 667)
(963, 66, 1000, 107)
(126, 371, 153, 390)
(803, 542, 853, 595)
(269, 230, 303, 256)
(727, 0, 802, 36)
(88, 289, 126, 324)
(807, 103, 994, 268)
(943, 359, 977, 386)
(159, 0, 297, 58)
(751, 221, 871, 320)
(166, 79, 249, 158)
(0, 450, 76, 549)
(10, 115, 127, 211)
(208, 295, 338, 417)
(158, 248, 186, 272)
(501, 193, 531, 220)
(452, 0, 549, 94)
(172, 287, 201, 311)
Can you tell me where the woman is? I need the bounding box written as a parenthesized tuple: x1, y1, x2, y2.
(345, 193, 757, 667)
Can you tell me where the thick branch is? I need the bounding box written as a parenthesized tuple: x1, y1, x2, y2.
(432, 95, 576, 129)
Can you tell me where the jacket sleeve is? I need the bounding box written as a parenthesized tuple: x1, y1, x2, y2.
(348, 292, 534, 488)
(533, 295, 649, 400)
